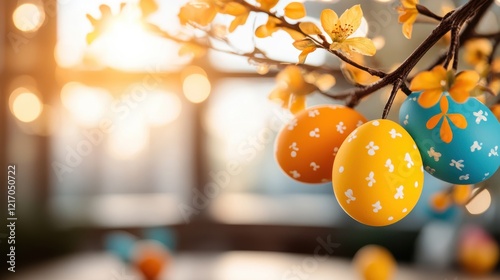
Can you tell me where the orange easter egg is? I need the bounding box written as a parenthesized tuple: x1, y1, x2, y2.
(353, 245, 397, 280)
(133, 240, 170, 280)
(275, 105, 366, 183)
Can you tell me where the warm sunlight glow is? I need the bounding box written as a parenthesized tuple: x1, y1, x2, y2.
(142, 91, 182, 126)
(87, 7, 187, 71)
(466, 188, 492, 215)
(61, 82, 112, 126)
(107, 117, 149, 160)
(57, 1, 190, 70)
(13, 3, 45, 33)
(10, 91, 43, 123)
(183, 74, 211, 103)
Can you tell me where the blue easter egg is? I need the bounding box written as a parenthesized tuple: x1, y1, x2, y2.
(143, 227, 177, 251)
(399, 92, 500, 184)
(104, 231, 137, 262)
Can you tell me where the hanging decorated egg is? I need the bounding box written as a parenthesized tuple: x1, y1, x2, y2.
(275, 105, 366, 183)
(332, 119, 424, 226)
(133, 240, 170, 280)
(399, 92, 500, 184)
(353, 245, 397, 280)
(458, 226, 499, 275)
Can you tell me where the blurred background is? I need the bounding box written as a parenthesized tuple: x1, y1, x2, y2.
(1, 0, 500, 279)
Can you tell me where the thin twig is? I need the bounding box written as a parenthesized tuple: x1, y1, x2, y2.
(465, 184, 488, 205)
(416, 4, 444, 21)
(382, 79, 404, 119)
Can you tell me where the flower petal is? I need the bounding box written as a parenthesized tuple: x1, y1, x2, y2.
(221, 2, 247, 16)
(284, 2, 306, 20)
(320, 9, 338, 36)
(402, 0, 419, 9)
(447, 113, 467, 129)
(329, 42, 342, 51)
(268, 88, 290, 107)
(283, 28, 306, 40)
(289, 94, 306, 114)
(299, 22, 321, 35)
(293, 39, 316, 50)
(449, 70, 479, 103)
(410, 66, 446, 91)
(339, 4, 363, 38)
(440, 117, 453, 143)
(298, 47, 317, 64)
(229, 13, 249, 32)
(343, 37, 376, 56)
(401, 18, 414, 39)
(417, 89, 443, 108)
(257, 0, 279, 11)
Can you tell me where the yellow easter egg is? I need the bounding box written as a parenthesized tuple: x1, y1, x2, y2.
(275, 105, 366, 183)
(332, 119, 424, 226)
(353, 245, 397, 280)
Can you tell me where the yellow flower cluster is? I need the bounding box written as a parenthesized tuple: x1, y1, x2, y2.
(268, 66, 335, 114)
(294, 5, 376, 64)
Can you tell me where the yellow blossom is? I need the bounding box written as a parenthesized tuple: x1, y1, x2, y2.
(255, 16, 282, 38)
(257, 0, 279, 12)
(178, 0, 218, 27)
(86, 5, 124, 45)
(410, 66, 480, 108)
(464, 39, 492, 72)
(268, 66, 317, 114)
(293, 39, 316, 64)
(397, 0, 419, 39)
(320, 5, 376, 56)
(284, 2, 306, 20)
(139, 0, 158, 18)
(340, 53, 379, 85)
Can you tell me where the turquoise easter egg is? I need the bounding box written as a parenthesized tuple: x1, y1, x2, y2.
(399, 92, 500, 184)
(104, 231, 137, 262)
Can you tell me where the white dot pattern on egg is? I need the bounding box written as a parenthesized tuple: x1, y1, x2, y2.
(332, 119, 424, 226)
(275, 105, 367, 184)
(399, 92, 500, 184)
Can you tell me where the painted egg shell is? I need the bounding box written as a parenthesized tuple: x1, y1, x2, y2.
(399, 92, 500, 184)
(275, 105, 366, 183)
(332, 119, 424, 226)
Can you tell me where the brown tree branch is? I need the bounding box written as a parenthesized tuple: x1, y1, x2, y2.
(424, 0, 495, 72)
(339, 0, 492, 107)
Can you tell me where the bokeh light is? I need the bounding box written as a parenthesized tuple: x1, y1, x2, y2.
(12, 3, 45, 33)
(107, 116, 149, 160)
(183, 73, 211, 103)
(10, 89, 43, 123)
(372, 36, 386, 50)
(466, 188, 492, 215)
(60, 82, 112, 126)
(142, 91, 182, 126)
